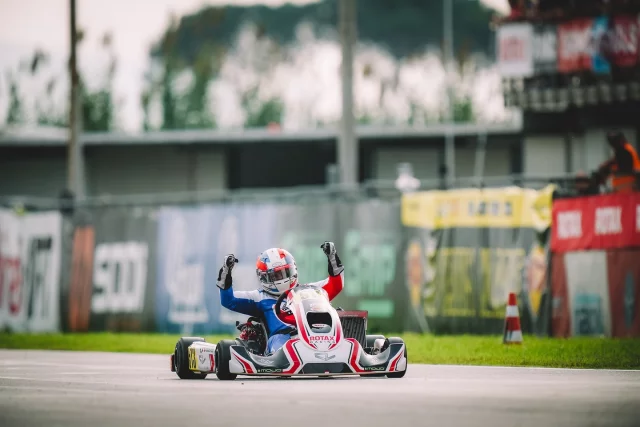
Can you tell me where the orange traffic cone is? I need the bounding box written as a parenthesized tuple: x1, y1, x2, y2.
(503, 292, 523, 344)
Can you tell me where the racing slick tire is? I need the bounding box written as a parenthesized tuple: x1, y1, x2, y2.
(174, 337, 208, 380)
(385, 337, 407, 379)
(215, 339, 238, 381)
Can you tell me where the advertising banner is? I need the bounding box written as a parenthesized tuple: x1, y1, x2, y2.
(0, 209, 62, 332)
(533, 24, 558, 73)
(608, 16, 640, 68)
(498, 23, 534, 78)
(605, 250, 640, 337)
(556, 16, 639, 74)
(401, 186, 555, 334)
(551, 192, 640, 253)
(333, 200, 402, 330)
(592, 15, 640, 73)
(155, 203, 278, 335)
(558, 18, 593, 72)
(65, 207, 158, 332)
(551, 250, 640, 337)
(155, 198, 406, 334)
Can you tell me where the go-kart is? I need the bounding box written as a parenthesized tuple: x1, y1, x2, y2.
(170, 284, 407, 380)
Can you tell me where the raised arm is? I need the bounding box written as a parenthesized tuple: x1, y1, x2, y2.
(217, 254, 260, 316)
(306, 242, 344, 301)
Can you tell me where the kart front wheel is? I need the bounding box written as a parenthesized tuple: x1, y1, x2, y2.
(215, 340, 238, 381)
(386, 337, 407, 379)
(174, 337, 208, 380)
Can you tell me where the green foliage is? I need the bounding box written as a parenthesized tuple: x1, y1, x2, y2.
(79, 32, 117, 132)
(152, 15, 221, 131)
(5, 72, 24, 125)
(453, 96, 474, 123)
(153, 0, 494, 65)
(81, 84, 114, 131)
(242, 85, 283, 128)
(3, 31, 117, 131)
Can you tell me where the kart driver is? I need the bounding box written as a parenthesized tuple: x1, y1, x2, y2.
(216, 242, 344, 355)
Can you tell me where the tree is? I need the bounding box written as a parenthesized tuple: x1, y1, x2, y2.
(5, 71, 23, 125)
(80, 32, 117, 131)
(453, 96, 474, 123)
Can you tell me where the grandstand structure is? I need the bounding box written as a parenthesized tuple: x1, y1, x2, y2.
(497, 0, 640, 132)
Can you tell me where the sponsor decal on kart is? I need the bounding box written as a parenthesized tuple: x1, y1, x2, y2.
(309, 336, 335, 343)
(198, 355, 207, 364)
(251, 356, 275, 365)
(312, 323, 329, 329)
(257, 368, 283, 374)
(314, 353, 336, 361)
(188, 347, 197, 371)
(362, 366, 385, 371)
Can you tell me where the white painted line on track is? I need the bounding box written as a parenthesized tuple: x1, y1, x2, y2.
(0, 384, 213, 397)
(0, 361, 161, 371)
(0, 375, 164, 386)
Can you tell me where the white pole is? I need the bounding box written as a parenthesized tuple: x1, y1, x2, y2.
(444, 0, 456, 188)
(338, 0, 357, 187)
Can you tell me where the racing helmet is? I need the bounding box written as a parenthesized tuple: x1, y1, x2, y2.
(255, 248, 298, 296)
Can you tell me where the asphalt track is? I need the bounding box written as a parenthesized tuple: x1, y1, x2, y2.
(0, 350, 639, 427)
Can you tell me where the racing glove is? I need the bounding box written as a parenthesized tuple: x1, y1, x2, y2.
(321, 241, 344, 276)
(216, 254, 238, 290)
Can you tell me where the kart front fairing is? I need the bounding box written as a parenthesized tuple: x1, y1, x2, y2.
(224, 285, 407, 376)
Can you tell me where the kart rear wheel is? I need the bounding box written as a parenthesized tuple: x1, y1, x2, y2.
(215, 340, 238, 381)
(386, 337, 407, 379)
(174, 337, 208, 380)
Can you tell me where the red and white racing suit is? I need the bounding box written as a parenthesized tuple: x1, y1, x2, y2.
(220, 272, 344, 354)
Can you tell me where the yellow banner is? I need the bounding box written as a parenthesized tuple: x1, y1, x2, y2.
(401, 185, 555, 230)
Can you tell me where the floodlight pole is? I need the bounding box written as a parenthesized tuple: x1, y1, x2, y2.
(68, 0, 85, 200)
(443, 0, 456, 188)
(338, 0, 358, 187)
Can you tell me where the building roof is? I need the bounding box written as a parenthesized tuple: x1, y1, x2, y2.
(0, 121, 522, 147)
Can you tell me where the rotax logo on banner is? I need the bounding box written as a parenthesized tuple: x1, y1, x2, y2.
(594, 207, 622, 236)
(556, 210, 582, 240)
(552, 193, 640, 253)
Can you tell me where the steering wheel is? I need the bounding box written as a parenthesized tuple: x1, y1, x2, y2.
(275, 288, 296, 326)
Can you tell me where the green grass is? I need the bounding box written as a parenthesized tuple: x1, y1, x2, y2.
(0, 332, 638, 370)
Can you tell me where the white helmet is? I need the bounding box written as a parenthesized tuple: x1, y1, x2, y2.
(255, 248, 298, 296)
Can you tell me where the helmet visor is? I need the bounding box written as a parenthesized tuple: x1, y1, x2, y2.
(261, 266, 293, 283)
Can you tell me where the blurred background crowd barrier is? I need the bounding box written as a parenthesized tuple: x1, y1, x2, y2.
(3, 181, 636, 338)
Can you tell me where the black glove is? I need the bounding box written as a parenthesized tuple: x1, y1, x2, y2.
(321, 242, 344, 277)
(217, 254, 238, 290)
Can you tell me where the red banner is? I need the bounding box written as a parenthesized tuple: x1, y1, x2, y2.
(606, 251, 640, 337)
(551, 250, 640, 338)
(551, 192, 640, 253)
(608, 16, 640, 68)
(558, 19, 593, 72)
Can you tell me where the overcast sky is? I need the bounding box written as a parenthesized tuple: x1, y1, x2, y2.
(0, 0, 509, 59)
(0, 0, 510, 131)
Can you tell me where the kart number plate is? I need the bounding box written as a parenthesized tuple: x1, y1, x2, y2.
(188, 347, 197, 371)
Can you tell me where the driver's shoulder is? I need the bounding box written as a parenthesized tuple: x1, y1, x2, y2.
(256, 289, 277, 302)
